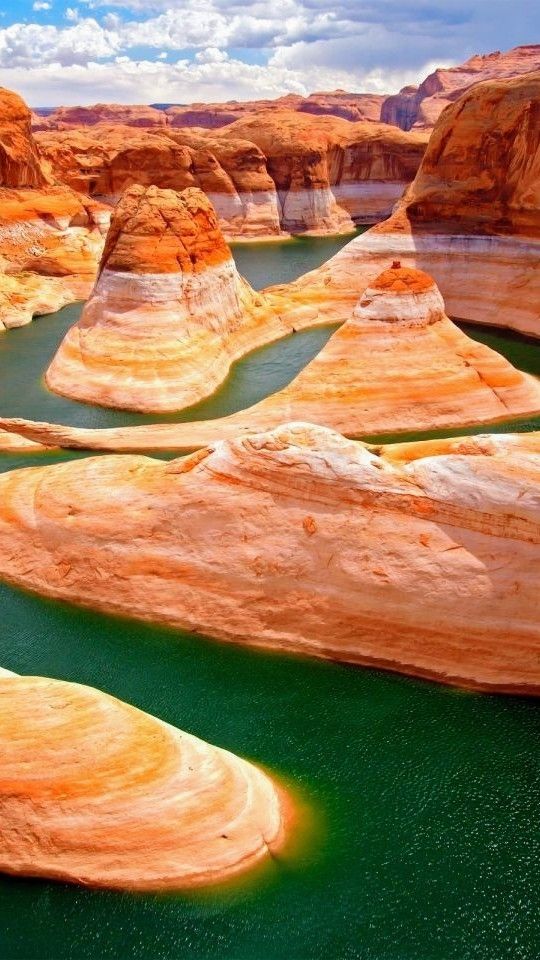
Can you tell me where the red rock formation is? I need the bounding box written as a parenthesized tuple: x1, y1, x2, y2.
(264, 72, 540, 337)
(0, 88, 47, 188)
(33, 103, 168, 131)
(45, 184, 289, 410)
(0, 425, 538, 694)
(211, 111, 427, 232)
(0, 668, 288, 890)
(0, 87, 109, 329)
(381, 43, 540, 130)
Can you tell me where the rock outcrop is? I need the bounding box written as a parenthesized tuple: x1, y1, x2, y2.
(0, 668, 287, 890)
(12, 264, 540, 447)
(381, 43, 540, 130)
(265, 72, 540, 337)
(32, 102, 168, 131)
(0, 424, 538, 694)
(36, 114, 426, 238)
(35, 91, 386, 133)
(209, 112, 428, 232)
(0, 87, 109, 329)
(45, 184, 289, 411)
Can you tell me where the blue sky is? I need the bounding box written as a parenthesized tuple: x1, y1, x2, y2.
(0, 0, 537, 105)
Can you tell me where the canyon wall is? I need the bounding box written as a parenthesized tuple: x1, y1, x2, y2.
(381, 44, 540, 130)
(263, 72, 540, 337)
(0, 87, 108, 330)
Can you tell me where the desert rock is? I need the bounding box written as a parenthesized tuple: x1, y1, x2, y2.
(0, 424, 538, 693)
(0, 668, 287, 890)
(45, 184, 289, 411)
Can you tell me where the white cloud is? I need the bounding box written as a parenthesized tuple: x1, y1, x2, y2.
(195, 47, 229, 64)
(32, 1, 52, 9)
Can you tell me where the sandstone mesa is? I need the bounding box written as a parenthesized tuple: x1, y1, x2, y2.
(0, 425, 538, 694)
(264, 72, 540, 338)
(0, 666, 288, 890)
(45, 183, 290, 411)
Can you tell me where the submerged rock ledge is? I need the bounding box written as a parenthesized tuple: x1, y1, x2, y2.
(0, 423, 538, 693)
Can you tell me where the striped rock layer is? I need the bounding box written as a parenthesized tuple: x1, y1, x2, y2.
(45, 184, 290, 411)
(0, 668, 287, 890)
(265, 73, 540, 338)
(8, 265, 540, 452)
(0, 424, 538, 693)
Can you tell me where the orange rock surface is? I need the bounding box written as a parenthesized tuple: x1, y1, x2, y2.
(0, 668, 287, 890)
(33, 103, 168, 131)
(0, 424, 538, 694)
(381, 43, 540, 130)
(0, 87, 109, 329)
(264, 72, 540, 337)
(12, 264, 539, 448)
(45, 184, 290, 410)
(210, 112, 427, 232)
(36, 112, 426, 237)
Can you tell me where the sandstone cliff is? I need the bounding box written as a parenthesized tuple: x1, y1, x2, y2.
(45, 184, 289, 410)
(263, 73, 540, 337)
(0, 87, 109, 329)
(381, 43, 540, 130)
(0, 668, 287, 890)
(0, 424, 538, 693)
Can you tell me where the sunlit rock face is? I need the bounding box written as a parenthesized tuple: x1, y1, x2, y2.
(32, 103, 168, 131)
(0, 668, 287, 891)
(45, 184, 289, 411)
(265, 73, 540, 338)
(381, 43, 540, 131)
(0, 424, 538, 694)
(35, 110, 426, 238)
(5, 264, 540, 451)
(0, 87, 109, 330)
(212, 111, 427, 233)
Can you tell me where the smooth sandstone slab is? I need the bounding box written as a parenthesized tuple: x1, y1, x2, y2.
(0, 669, 287, 890)
(45, 184, 290, 411)
(8, 265, 540, 453)
(0, 423, 538, 693)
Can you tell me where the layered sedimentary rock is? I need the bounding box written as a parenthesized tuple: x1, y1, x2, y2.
(32, 102, 168, 131)
(0, 87, 109, 329)
(0, 424, 538, 693)
(0, 668, 287, 890)
(381, 43, 540, 130)
(45, 184, 289, 411)
(266, 73, 540, 337)
(7, 265, 540, 450)
(36, 113, 426, 237)
(212, 112, 427, 232)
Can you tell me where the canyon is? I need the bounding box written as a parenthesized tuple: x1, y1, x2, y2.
(0, 425, 538, 694)
(264, 71, 540, 338)
(0, 666, 287, 890)
(0, 88, 109, 331)
(7, 262, 539, 447)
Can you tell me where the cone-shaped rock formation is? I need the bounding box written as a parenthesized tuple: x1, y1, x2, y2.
(0, 424, 538, 693)
(0, 668, 287, 890)
(11, 264, 540, 452)
(45, 184, 289, 411)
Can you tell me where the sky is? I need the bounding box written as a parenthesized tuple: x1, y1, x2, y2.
(0, 0, 537, 106)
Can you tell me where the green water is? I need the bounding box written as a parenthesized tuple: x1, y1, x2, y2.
(0, 235, 540, 960)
